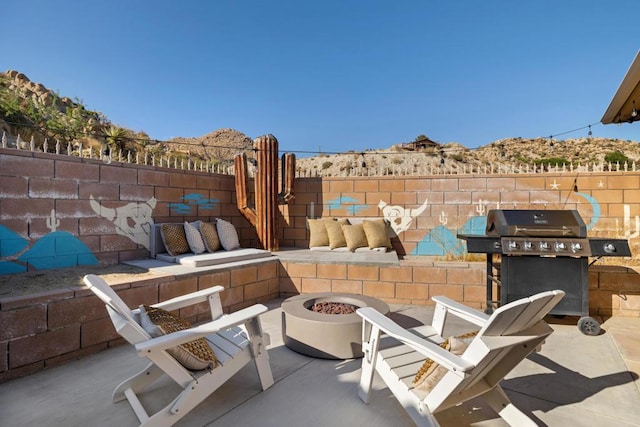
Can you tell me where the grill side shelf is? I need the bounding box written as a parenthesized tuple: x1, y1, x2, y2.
(457, 234, 501, 254)
(589, 239, 632, 257)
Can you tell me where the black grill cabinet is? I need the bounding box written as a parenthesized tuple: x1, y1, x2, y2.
(459, 209, 631, 335)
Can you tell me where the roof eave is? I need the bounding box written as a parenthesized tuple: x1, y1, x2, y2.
(601, 50, 640, 124)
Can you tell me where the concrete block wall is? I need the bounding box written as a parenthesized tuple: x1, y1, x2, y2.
(278, 259, 640, 317)
(590, 264, 640, 317)
(0, 148, 257, 273)
(280, 174, 640, 259)
(278, 258, 487, 308)
(2, 148, 639, 271)
(0, 258, 279, 383)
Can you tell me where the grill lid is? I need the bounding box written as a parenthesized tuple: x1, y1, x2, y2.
(485, 209, 587, 238)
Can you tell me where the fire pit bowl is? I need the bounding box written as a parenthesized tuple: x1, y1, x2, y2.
(281, 293, 390, 359)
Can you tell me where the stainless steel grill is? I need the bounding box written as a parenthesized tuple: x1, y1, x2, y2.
(459, 209, 631, 335)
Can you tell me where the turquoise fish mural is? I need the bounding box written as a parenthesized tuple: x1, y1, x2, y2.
(168, 193, 219, 215)
(324, 196, 367, 215)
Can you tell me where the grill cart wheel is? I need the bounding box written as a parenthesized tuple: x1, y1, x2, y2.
(577, 316, 601, 336)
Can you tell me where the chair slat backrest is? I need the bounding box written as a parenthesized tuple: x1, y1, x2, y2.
(425, 290, 564, 412)
(83, 274, 150, 342)
(479, 290, 564, 336)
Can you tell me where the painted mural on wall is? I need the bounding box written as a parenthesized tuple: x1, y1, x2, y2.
(378, 199, 429, 235)
(324, 196, 367, 215)
(0, 192, 220, 275)
(312, 188, 617, 257)
(90, 196, 157, 250)
(0, 210, 97, 274)
(407, 191, 606, 257)
(168, 194, 219, 215)
(375, 184, 635, 258)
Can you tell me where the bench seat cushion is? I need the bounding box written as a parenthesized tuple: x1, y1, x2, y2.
(156, 248, 272, 267)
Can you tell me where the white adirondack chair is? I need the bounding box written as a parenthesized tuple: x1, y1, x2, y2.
(83, 274, 274, 427)
(357, 290, 565, 427)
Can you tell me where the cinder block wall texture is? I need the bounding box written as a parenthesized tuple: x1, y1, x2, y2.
(2, 148, 639, 266)
(1, 148, 640, 382)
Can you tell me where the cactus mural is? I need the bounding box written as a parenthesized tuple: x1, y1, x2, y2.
(234, 134, 295, 251)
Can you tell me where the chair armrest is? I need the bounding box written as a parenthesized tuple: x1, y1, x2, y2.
(357, 307, 474, 374)
(152, 286, 224, 311)
(135, 303, 268, 355)
(431, 296, 490, 328)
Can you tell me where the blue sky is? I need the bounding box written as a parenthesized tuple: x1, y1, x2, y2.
(2, 1, 639, 157)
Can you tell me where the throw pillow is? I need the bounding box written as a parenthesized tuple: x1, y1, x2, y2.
(308, 218, 330, 248)
(184, 221, 206, 254)
(199, 221, 221, 252)
(362, 219, 392, 249)
(139, 305, 218, 371)
(160, 223, 190, 256)
(216, 218, 240, 250)
(325, 218, 349, 249)
(412, 331, 478, 393)
(341, 223, 369, 252)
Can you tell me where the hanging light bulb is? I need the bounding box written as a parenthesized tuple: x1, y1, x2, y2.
(632, 100, 638, 118)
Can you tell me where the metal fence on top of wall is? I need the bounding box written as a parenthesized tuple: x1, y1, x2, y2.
(3, 131, 637, 178)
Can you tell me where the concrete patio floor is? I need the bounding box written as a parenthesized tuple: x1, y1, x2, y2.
(1, 299, 639, 427)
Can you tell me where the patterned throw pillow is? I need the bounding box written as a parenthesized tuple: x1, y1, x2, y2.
(216, 218, 240, 250)
(362, 219, 392, 249)
(308, 218, 330, 248)
(412, 331, 478, 392)
(160, 223, 190, 256)
(341, 223, 369, 252)
(139, 305, 218, 371)
(184, 221, 206, 254)
(199, 221, 221, 252)
(325, 218, 349, 249)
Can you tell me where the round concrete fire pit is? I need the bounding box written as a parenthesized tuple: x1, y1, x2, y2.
(281, 293, 390, 359)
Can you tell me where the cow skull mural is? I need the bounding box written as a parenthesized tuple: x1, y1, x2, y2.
(90, 196, 156, 249)
(378, 198, 429, 235)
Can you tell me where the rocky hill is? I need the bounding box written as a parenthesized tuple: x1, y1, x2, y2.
(0, 70, 253, 161)
(2, 69, 639, 171)
(294, 136, 640, 176)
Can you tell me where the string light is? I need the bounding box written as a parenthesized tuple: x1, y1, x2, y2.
(2, 118, 612, 158)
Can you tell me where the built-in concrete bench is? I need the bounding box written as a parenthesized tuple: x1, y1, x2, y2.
(149, 223, 273, 267)
(274, 247, 400, 266)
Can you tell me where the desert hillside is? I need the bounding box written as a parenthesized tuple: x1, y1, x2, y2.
(294, 136, 640, 176)
(2, 69, 639, 173)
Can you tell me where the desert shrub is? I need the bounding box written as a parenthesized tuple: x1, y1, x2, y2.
(322, 161, 333, 170)
(604, 150, 629, 164)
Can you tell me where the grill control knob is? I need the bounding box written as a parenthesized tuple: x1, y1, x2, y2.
(524, 241, 534, 251)
(539, 241, 550, 250)
(571, 242, 583, 253)
(555, 242, 567, 251)
(508, 241, 519, 250)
